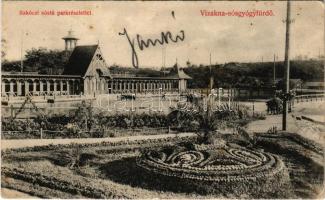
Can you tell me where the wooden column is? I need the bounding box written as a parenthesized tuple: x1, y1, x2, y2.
(54, 81, 57, 93)
(46, 81, 50, 94)
(101, 79, 105, 93)
(71, 80, 75, 94)
(40, 81, 44, 92)
(162, 82, 165, 91)
(135, 82, 138, 92)
(60, 80, 64, 93)
(131, 81, 134, 92)
(115, 81, 119, 92)
(1, 81, 5, 95)
(33, 81, 37, 93)
(66, 81, 70, 94)
(9, 82, 14, 94)
(25, 81, 29, 96)
(123, 81, 127, 91)
(119, 81, 122, 92)
(17, 81, 22, 96)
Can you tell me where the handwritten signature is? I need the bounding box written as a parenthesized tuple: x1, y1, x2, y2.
(119, 28, 185, 68)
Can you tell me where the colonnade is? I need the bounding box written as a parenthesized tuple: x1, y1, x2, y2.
(83, 77, 109, 95)
(1, 76, 188, 97)
(109, 79, 180, 94)
(1, 78, 81, 97)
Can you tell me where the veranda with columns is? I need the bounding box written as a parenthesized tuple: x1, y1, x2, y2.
(1, 75, 187, 97)
(109, 77, 181, 94)
(1, 73, 82, 97)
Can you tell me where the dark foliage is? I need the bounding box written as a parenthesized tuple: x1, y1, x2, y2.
(2, 60, 22, 72)
(2, 48, 70, 74)
(182, 60, 324, 89)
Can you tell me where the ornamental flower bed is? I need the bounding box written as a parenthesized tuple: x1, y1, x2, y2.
(1, 167, 109, 199)
(137, 144, 291, 196)
(2, 131, 323, 198)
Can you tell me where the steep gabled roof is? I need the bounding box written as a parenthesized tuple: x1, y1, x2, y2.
(177, 68, 192, 79)
(63, 45, 98, 76)
(167, 63, 192, 79)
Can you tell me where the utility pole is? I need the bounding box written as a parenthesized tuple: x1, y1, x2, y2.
(162, 47, 166, 76)
(273, 54, 276, 85)
(20, 30, 24, 72)
(209, 53, 213, 90)
(161, 48, 164, 76)
(282, 0, 291, 131)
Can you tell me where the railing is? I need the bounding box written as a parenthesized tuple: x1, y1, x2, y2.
(111, 89, 179, 94)
(1, 93, 88, 102)
(2, 90, 74, 96)
(294, 93, 324, 103)
(1, 127, 171, 140)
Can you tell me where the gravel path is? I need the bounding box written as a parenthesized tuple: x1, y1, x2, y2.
(247, 101, 325, 144)
(1, 188, 37, 199)
(1, 132, 195, 150)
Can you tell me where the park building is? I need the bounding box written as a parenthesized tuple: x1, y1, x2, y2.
(1, 30, 192, 99)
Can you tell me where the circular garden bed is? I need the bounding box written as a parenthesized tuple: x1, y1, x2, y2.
(137, 144, 291, 196)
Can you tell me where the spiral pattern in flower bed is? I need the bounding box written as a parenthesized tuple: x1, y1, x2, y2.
(137, 145, 290, 196)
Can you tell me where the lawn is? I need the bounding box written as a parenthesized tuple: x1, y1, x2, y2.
(1, 131, 323, 199)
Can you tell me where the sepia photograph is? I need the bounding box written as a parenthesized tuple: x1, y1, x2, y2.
(1, 0, 324, 199)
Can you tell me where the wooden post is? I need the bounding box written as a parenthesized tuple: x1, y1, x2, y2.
(10, 105, 14, 119)
(282, 0, 291, 131)
(273, 54, 276, 86)
(209, 53, 213, 91)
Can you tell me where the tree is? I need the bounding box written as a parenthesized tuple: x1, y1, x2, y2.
(182, 60, 323, 89)
(168, 97, 225, 144)
(275, 79, 297, 90)
(71, 101, 96, 132)
(1, 60, 21, 72)
(23, 48, 70, 74)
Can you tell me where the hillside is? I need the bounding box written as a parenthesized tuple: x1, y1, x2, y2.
(183, 60, 324, 88)
(2, 48, 323, 89)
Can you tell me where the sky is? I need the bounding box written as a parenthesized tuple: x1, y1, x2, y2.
(2, 1, 324, 68)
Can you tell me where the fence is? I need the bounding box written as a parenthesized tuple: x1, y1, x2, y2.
(294, 93, 324, 103)
(1, 127, 171, 140)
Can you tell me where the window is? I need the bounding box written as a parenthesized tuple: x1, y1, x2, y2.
(96, 54, 103, 60)
(96, 69, 103, 76)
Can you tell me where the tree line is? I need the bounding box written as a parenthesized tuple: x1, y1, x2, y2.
(2, 48, 323, 89)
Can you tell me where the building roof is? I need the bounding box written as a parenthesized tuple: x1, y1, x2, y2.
(63, 45, 98, 76)
(62, 30, 79, 40)
(1, 72, 80, 79)
(177, 68, 192, 79)
(166, 63, 192, 79)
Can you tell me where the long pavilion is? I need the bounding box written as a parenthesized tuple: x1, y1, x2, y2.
(1, 30, 191, 98)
